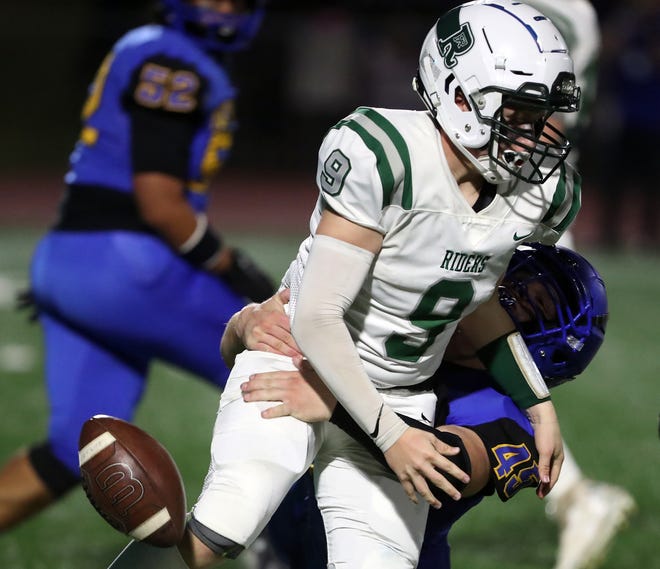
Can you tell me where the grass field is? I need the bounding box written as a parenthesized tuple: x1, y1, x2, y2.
(0, 226, 658, 569)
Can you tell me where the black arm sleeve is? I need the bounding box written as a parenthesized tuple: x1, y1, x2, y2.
(125, 55, 208, 179)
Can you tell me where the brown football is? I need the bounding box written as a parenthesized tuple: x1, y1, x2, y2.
(78, 415, 187, 547)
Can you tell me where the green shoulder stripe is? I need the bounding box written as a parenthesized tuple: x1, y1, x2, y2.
(541, 164, 581, 232)
(332, 107, 413, 209)
(332, 116, 395, 205)
(553, 170, 582, 233)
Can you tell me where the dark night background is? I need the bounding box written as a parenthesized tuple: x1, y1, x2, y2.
(2, 0, 658, 249)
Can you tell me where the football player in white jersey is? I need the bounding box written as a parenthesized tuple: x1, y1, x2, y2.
(107, 2, 582, 567)
(230, 243, 611, 569)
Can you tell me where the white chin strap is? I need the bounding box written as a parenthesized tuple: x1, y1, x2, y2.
(476, 144, 531, 185)
(446, 135, 509, 184)
(437, 109, 528, 185)
(476, 153, 512, 185)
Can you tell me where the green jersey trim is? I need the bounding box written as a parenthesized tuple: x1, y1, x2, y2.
(332, 107, 413, 210)
(553, 170, 582, 233)
(332, 117, 395, 207)
(542, 164, 581, 232)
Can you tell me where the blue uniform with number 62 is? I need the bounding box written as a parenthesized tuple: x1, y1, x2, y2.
(29, 23, 246, 477)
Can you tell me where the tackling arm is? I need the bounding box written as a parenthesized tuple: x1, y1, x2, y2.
(219, 289, 299, 367)
(459, 291, 563, 494)
(133, 172, 273, 302)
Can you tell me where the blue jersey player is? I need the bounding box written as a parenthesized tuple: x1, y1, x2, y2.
(0, 0, 272, 532)
(231, 243, 609, 569)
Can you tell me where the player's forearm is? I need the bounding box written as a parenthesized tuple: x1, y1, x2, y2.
(220, 304, 255, 367)
(134, 172, 233, 271)
(525, 399, 559, 426)
(463, 292, 550, 409)
(292, 235, 408, 453)
(525, 399, 563, 492)
(477, 332, 551, 409)
(134, 172, 273, 302)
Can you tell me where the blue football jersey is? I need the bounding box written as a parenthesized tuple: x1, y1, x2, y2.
(30, 24, 248, 478)
(65, 24, 236, 213)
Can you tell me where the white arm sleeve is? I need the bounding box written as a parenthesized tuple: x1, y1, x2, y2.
(291, 234, 408, 453)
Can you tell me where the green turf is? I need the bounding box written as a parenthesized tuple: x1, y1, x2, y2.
(0, 228, 658, 568)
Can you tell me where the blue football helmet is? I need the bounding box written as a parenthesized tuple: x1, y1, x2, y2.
(160, 0, 265, 53)
(499, 243, 608, 387)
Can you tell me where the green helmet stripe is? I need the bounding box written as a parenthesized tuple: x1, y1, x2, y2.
(435, 6, 462, 47)
(435, 7, 474, 69)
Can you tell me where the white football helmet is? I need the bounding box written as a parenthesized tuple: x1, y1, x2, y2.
(414, 0, 581, 184)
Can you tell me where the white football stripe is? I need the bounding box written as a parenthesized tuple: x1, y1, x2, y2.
(129, 508, 171, 540)
(78, 432, 116, 466)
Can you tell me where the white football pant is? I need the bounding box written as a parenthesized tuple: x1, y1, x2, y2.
(191, 350, 435, 568)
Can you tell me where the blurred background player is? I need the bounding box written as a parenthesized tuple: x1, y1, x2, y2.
(0, 0, 274, 535)
(596, 0, 660, 251)
(521, 3, 636, 568)
(231, 243, 611, 569)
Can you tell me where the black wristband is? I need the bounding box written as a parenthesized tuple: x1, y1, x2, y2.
(220, 248, 275, 302)
(179, 216, 223, 267)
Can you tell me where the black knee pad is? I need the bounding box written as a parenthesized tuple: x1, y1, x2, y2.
(187, 516, 245, 559)
(28, 442, 80, 497)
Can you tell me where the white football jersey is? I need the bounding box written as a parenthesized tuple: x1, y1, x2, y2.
(284, 107, 581, 389)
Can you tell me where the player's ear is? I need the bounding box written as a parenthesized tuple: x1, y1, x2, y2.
(454, 88, 472, 112)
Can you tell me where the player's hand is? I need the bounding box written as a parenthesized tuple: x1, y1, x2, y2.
(526, 400, 563, 498)
(15, 288, 39, 322)
(240, 289, 301, 358)
(383, 428, 470, 509)
(241, 355, 337, 422)
(220, 248, 276, 303)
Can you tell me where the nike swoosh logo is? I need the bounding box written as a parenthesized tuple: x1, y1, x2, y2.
(513, 230, 534, 242)
(421, 412, 431, 424)
(370, 404, 384, 439)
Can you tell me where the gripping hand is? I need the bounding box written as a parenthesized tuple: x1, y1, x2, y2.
(221, 248, 275, 303)
(16, 288, 39, 321)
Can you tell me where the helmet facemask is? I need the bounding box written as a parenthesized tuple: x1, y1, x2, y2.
(477, 73, 581, 184)
(415, 1, 581, 185)
(489, 112, 567, 186)
(499, 244, 608, 387)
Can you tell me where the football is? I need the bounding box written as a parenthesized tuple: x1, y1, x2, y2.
(78, 415, 187, 548)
